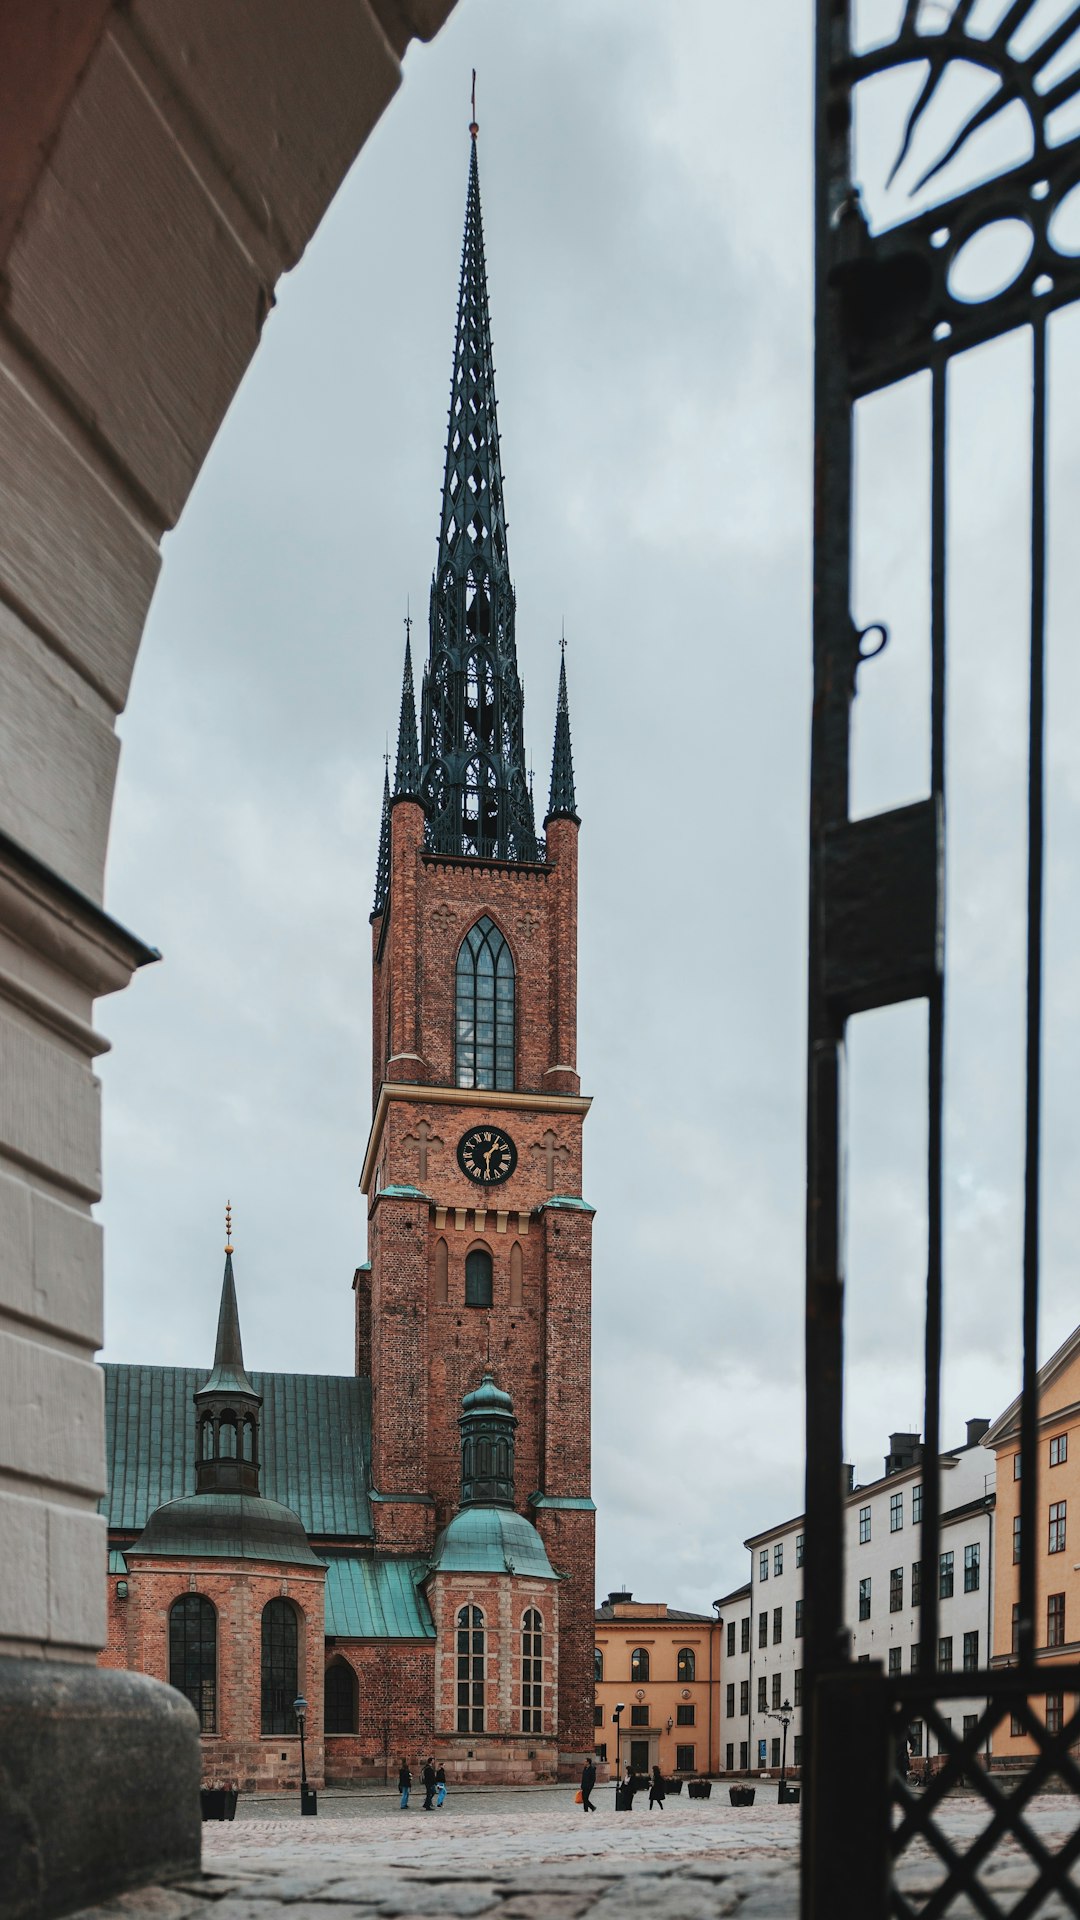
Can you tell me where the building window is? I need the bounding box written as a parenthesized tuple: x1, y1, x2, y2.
(464, 1247, 493, 1308)
(324, 1659, 358, 1735)
(888, 1646, 902, 1675)
(726, 1743, 734, 1771)
(795, 1599, 804, 1640)
(1047, 1694, 1064, 1736)
(741, 1617, 751, 1654)
(169, 1595, 216, 1734)
(758, 1611, 768, 1648)
(859, 1577, 871, 1621)
(793, 1734, 803, 1766)
(796, 1533, 805, 1567)
(597, 1742, 608, 1762)
(912, 1561, 922, 1606)
(1048, 1593, 1066, 1648)
(913, 1484, 923, 1524)
(677, 1703, 695, 1726)
(794, 1670, 802, 1706)
(773, 1607, 782, 1645)
(1049, 1501, 1067, 1554)
(771, 1673, 781, 1709)
(890, 1492, 903, 1533)
(774, 1543, 783, 1577)
(456, 1603, 485, 1733)
(859, 1506, 871, 1544)
(727, 1620, 736, 1658)
(938, 1636, 953, 1673)
(1012, 1602, 1021, 1654)
(1051, 1434, 1068, 1467)
(455, 917, 514, 1090)
(676, 1745, 695, 1772)
(740, 1680, 749, 1715)
(1013, 1515, 1022, 1564)
(757, 1676, 767, 1712)
(726, 1683, 735, 1717)
(890, 1567, 903, 1614)
(677, 1647, 696, 1682)
(963, 1631, 978, 1672)
(630, 1704, 649, 1727)
(740, 1740, 749, 1769)
(771, 1737, 781, 1768)
(631, 1647, 650, 1683)
(759, 1549, 769, 1581)
(1010, 1712, 1023, 1737)
(630, 1739, 650, 1773)
(1014, 1452, 1022, 1480)
(521, 1608, 543, 1734)
(964, 1543, 980, 1593)
(594, 1705, 603, 1727)
(963, 1713, 979, 1745)
(939, 1551, 954, 1599)
(909, 1721, 923, 1757)
(910, 1644, 920, 1672)
(260, 1599, 298, 1736)
(595, 1648, 603, 1684)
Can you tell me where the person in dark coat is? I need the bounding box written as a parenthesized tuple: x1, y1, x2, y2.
(580, 1756, 597, 1813)
(649, 1764, 666, 1810)
(435, 1763, 447, 1808)
(397, 1759, 411, 1810)
(621, 1762, 639, 1809)
(422, 1756, 437, 1810)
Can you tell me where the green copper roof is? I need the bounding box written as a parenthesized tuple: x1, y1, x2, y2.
(108, 1549, 128, 1575)
(528, 1494, 596, 1511)
(102, 1365, 372, 1539)
(324, 1554, 435, 1639)
(131, 1491, 324, 1566)
(429, 1507, 557, 1579)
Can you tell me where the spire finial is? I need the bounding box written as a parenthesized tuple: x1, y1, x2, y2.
(560, 619, 566, 656)
(394, 619, 422, 798)
(225, 1201, 233, 1254)
(545, 642, 579, 826)
(470, 68, 478, 140)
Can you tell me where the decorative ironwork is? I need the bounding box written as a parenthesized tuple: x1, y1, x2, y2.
(806, 4, 1080, 1914)
(371, 763, 391, 919)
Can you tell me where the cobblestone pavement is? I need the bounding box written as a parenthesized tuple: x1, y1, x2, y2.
(70, 1786, 1080, 1918)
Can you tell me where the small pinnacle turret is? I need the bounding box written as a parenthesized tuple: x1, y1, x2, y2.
(372, 765, 391, 920)
(394, 626, 422, 799)
(194, 1224, 261, 1495)
(545, 648, 578, 825)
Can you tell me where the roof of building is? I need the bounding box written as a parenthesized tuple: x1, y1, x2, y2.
(130, 1491, 324, 1566)
(713, 1582, 752, 1611)
(429, 1506, 556, 1579)
(323, 1553, 435, 1640)
(593, 1600, 717, 1624)
(984, 1318, 1080, 1447)
(102, 1364, 372, 1540)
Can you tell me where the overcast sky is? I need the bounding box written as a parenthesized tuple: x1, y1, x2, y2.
(98, 0, 1080, 1614)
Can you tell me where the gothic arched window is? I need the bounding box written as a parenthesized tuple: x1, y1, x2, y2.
(324, 1659, 358, 1735)
(455, 917, 514, 1090)
(465, 1247, 493, 1308)
(522, 1608, 543, 1733)
(631, 1647, 650, 1683)
(169, 1594, 217, 1732)
(261, 1599, 299, 1735)
(457, 1604, 485, 1733)
(677, 1647, 696, 1683)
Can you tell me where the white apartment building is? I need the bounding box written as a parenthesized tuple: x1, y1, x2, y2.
(716, 1422, 996, 1775)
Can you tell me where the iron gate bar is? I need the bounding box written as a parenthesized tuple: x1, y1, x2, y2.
(806, 2, 1080, 1915)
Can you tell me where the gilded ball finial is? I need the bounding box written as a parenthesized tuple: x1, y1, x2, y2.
(225, 1201, 233, 1254)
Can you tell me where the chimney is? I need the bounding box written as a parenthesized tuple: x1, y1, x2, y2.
(843, 1463, 855, 1496)
(966, 1417, 990, 1448)
(606, 1590, 632, 1607)
(885, 1432, 921, 1477)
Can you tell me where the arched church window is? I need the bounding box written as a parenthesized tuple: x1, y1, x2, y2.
(435, 1238, 449, 1305)
(677, 1647, 696, 1683)
(631, 1647, 650, 1683)
(509, 1241, 523, 1308)
(455, 917, 514, 1090)
(324, 1659, 358, 1735)
(218, 1416, 237, 1460)
(465, 1247, 493, 1309)
(199, 1418, 214, 1463)
(457, 1604, 485, 1733)
(522, 1608, 543, 1734)
(169, 1594, 217, 1733)
(261, 1599, 299, 1735)
(242, 1418, 255, 1463)
(595, 1647, 604, 1684)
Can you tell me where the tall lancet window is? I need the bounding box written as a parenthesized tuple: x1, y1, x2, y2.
(457, 1604, 486, 1732)
(456, 917, 514, 1089)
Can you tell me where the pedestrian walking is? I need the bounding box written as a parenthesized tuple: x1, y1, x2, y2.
(422, 1756, 437, 1810)
(580, 1755, 597, 1813)
(648, 1764, 665, 1811)
(435, 1763, 447, 1809)
(398, 1759, 411, 1810)
(621, 1763, 639, 1810)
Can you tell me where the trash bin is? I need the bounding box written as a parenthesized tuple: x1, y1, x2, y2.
(778, 1781, 800, 1805)
(301, 1784, 318, 1816)
(200, 1789, 238, 1822)
(728, 1785, 756, 1807)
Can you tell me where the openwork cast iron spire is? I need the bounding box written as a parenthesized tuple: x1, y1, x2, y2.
(420, 129, 538, 863)
(394, 627, 422, 798)
(371, 765, 391, 920)
(545, 649, 578, 825)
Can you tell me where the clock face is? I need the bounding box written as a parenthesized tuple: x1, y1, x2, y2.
(457, 1125, 518, 1186)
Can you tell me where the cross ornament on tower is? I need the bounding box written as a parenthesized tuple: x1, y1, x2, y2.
(404, 1118, 443, 1183)
(532, 1128, 570, 1193)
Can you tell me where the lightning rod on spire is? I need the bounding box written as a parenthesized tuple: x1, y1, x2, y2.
(470, 68, 478, 139)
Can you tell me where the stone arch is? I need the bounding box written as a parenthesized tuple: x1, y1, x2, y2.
(509, 1240, 523, 1307)
(434, 1236, 449, 1304)
(324, 1655, 359, 1735)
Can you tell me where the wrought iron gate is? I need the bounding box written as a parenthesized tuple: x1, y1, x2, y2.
(806, 4, 1080, 1914)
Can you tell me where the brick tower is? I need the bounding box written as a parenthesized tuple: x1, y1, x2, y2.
(358, 119, 595, 1777)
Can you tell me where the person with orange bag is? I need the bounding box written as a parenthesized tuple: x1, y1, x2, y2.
(580, 1754, 597, 1813)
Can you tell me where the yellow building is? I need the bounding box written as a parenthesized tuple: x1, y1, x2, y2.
(986, 1321, 1080, 1758)
(594, 1591, 723, 1779)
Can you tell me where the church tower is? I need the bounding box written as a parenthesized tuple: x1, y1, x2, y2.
(359, 116, 595, 1777)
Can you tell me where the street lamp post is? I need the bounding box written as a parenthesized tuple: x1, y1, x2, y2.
(293, 1695, 317, 1816)
(612, 1704, 626, 1806)
(765, 1698, 795, 1804)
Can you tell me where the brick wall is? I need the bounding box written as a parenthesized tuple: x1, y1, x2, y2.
(427, 1570, 559, 1780)
(322, 1640, 436, 1782)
